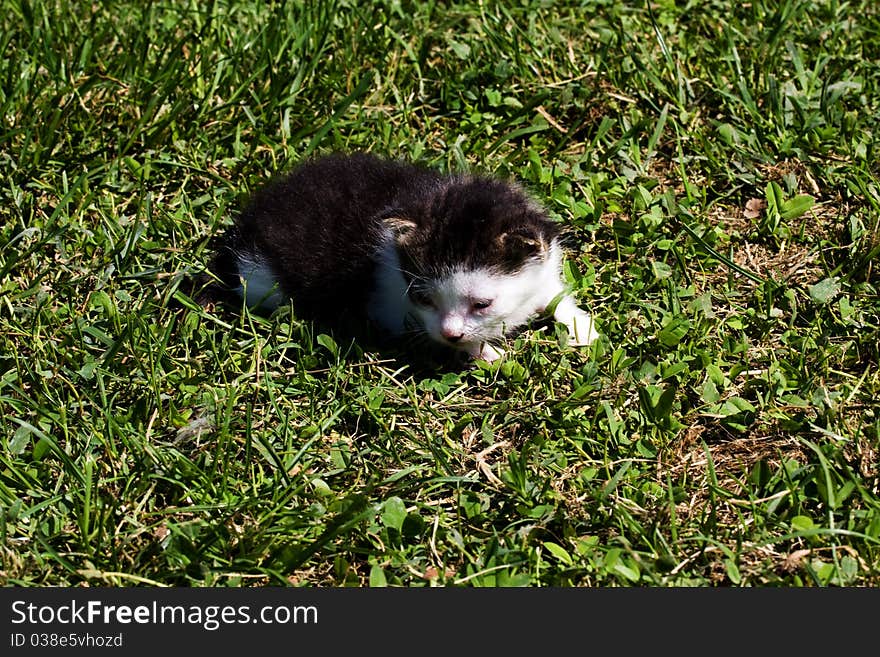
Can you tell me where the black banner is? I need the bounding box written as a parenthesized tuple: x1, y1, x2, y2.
(0, 587, 874, 652)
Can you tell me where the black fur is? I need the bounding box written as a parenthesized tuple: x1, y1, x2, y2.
(207, 152, 559, 326)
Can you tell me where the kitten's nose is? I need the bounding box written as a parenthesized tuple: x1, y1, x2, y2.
(440, 316, 465, 343)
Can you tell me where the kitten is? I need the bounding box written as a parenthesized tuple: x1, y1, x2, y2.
(207, 152, 598, 362)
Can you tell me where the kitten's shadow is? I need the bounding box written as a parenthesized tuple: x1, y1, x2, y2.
(175, 274, 471, 381)
(316, 315, 472, 380)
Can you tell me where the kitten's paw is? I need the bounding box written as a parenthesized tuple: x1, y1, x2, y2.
(551, 295, 599, 347)
(468, 342, 505, 362)
(563, 310, 599, 346)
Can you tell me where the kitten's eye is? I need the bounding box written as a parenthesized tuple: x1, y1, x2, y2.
(472, 300, 493, 311)
(409, 288, 435, 308)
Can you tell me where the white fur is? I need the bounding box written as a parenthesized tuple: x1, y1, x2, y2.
(368, 239, 411, 334)
(234, 254, 285, 309)
(368, 237, 599, 362)
(539, 242, 599, 346)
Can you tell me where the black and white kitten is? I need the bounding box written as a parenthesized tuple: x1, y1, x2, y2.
(208, 153, 598, 361)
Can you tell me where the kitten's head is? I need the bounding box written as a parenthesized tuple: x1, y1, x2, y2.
(382, 176, 561, 354)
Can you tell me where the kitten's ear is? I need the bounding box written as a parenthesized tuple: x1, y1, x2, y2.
(381, 213, 418, 243)
(498, 230, 548, 260)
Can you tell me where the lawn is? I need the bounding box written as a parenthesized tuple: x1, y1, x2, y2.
(1, 0, 878, 586)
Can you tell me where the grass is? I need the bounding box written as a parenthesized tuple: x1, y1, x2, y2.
(1, 0, 879, 587)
